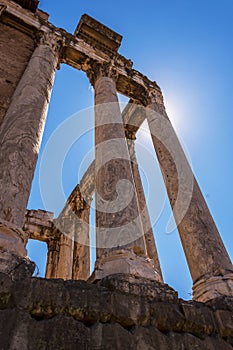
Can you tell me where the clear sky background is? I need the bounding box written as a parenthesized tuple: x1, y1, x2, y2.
(27, 0, 233, 300)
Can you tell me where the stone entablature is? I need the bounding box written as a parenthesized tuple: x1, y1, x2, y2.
(0, 0, 162, 106)
(12, 0, 39, 13)
(23, 209, 54, 242)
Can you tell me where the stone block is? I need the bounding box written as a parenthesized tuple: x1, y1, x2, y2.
(149, 302, 185, 332)
(75, 14, 122, 53)
(99, 274, 178, 302)
(181, 302, 216, 336)
(215, 309, 233, 337)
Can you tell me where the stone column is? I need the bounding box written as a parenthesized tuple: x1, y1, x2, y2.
(0, 31, 62, 274)
(72, 204, 91, 280)
(55, 219, 74, 280)
(0, 32, 61, 227)
(144, 88, 233, 302)
(45, 236, 60, 279)
(125, 127, 163, 282)
(85, 60, 160, 282)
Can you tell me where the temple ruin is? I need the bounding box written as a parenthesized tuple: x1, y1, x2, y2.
(0, 0, 232, 348)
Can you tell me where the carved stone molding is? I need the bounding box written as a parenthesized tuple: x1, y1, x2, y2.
(193, 272, 233, 302)
(82, 58, 118, 86)
(67, 184, 86, 215)
(124, 127, 137, 141)
(36, 31, 64, 55)
(133, 86, 165, 113)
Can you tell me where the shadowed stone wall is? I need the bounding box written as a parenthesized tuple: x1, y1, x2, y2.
(0, 273, 232, 349)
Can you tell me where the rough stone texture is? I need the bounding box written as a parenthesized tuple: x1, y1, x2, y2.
(45, 236, 60, 279)
(75, 14, 122, 54)
(12, 0, 39, 13)
(0, 33, 61, 228)
(0, 249, 35, 281)
(145, 95, 233, 301)
(89, 249, 160, 282)
(23, 209, 54, 242)
(0, 273, 232, 349)
(125, 127, 163, 281)
(193, 273, 233, 303)
(1, 2, 233, 348)
(52, 184, 91, 280)
(93, 69, 147, 257)
(0, 219, 28, 257)
(56, 231, 74, 280)
(72, 204, 91, 280)
(0, 22, 34, 128)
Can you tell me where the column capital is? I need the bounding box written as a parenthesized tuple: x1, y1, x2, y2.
(82, 59, 118, 86)
(124, 127, 137, 161)
(67, 184, 91, 215)
(124, 126, 137, 141)
(133, 87, 165, 113)
(148, 87, 164, 105)
(35, 31, 64, 55)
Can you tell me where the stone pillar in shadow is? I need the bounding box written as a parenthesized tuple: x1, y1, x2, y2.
(0, 32, 62, 275)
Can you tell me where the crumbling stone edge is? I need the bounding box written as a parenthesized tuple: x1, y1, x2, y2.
(0, 273, 232, 349)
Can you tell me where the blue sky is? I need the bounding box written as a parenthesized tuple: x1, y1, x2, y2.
(27, 0, 233, 300)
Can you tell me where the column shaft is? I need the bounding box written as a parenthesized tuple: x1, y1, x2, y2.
(125, 129, 163, 281)
(72, 205, 90, 280)
(45, 238, 60, 279)
(145, 92, 233, 300)
(0, 33, 60, 228)
(56, 232, 74, 280)
(94, 75, 146, 258)
(85, 61, 161, 282)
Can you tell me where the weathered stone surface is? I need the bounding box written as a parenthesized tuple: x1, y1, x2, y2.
(206, 296, 233, 312)
(144, 95, 233, 301)
(0, 221, 35, 277)
(181, 302, 216, 336)
(0, 32, 61, 228)
(1, 1, 233, 348)
(0, 309, 90, 350)
(92, 67, 147, 258)
(215, 309, 233, 337)
(45, 235, 60, 278)
(0, 273, 232, 349)
(99, 274, 178, 302)
(0, 22, 34, 128)
(12, 0, 39, 13)
(72, 204, 91, 280)
(193, 273, 233, 303)
(0, 219, 28, 257)
(125, 127, 163, 281)
(90, 250, 160, 283)
(23, 209, 54, 242)
(75, 14, 122, 54)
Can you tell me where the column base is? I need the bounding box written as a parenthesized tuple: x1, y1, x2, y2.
(0, 219, 35, 279)
(89, 249, 162, 283)
(192, 272, 233, 303)
(0, 219, 28, 257)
